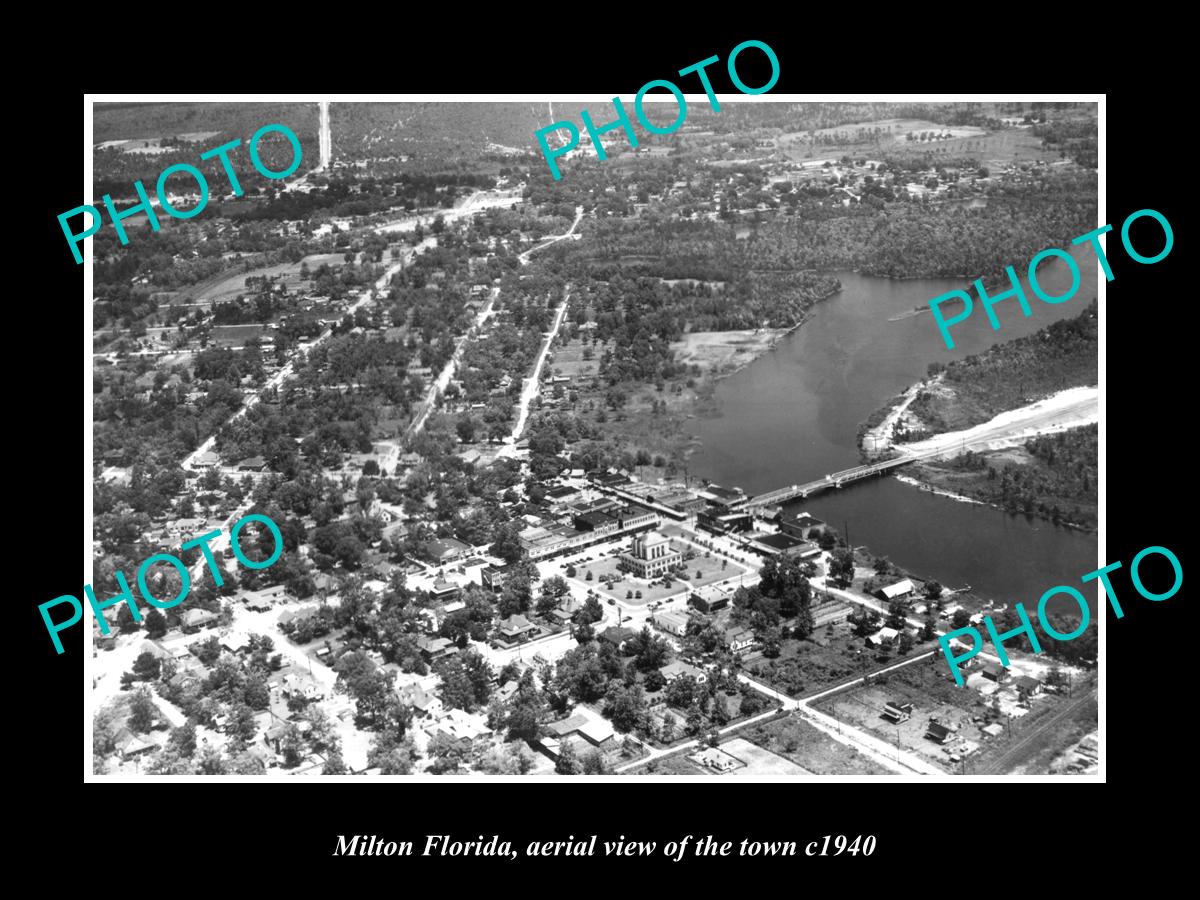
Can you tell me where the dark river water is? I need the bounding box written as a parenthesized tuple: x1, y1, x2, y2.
(687, 246, 1101, 607)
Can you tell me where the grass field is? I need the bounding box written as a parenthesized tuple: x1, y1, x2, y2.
(741, 714, 891, 775)
(210, 324, 265, 347)
(717, 737, 814, 777)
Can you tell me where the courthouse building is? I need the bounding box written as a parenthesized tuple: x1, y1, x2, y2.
(621, 531, 682, 578)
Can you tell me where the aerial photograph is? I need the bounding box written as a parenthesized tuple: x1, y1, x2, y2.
(87, 98, 1100, 778)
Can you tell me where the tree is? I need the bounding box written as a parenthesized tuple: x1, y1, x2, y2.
(951, 609, 972, 630)
(659, 711, 677, 743)
(144, 608, 168, 639)
(490, 521, 525, 564)
(128, 687, 156, 733)
(829, 548, 855, 588)
(555, 740, 581, 775)
(898, 631, 915, 655)
(322, 746, 347, 774)
(603, 682, 647, 733)
(581, 749, 608, 774)
(886, 598, 910, 630)
(921, 616, 937, 641)
(850, 609, 883, 638)
(117, 604, 141, 634)
(132, 650, 161, 682)
(168, 721, 197, 758)
(924, 580, 943, 601)
(281, 722, 306, 767)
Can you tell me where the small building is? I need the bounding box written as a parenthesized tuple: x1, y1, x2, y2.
(181, 607, 219, 633)
(660, 660, 707, 684)
(877, 579, 915, 601)
(236, 456, 268, 472)
(925, 720, 955, 744)
(242, 584, 289, 611)
(114, 728, 156, 759)
(577, 717, 616, 747)
(652, 610, 691, 637)
(496, 615, 539, 645)
(690, 746, 743, 773)
(480, 563, 517, 593)
(429, 579, 460, 603)
(866, 626, 900, 646)
(397, 683, 444, 719)
(419, 537, 472, 565)
(690, 582, 736, 614)
(982, 723, 1005, 738)
(418, 635, 455, 662)
(193, 451, 221, 469)
(981, 662, 1010, 683)
(1013, 675, 1043, 696)
(598, 626, 636, 651)
(724, 626, 756, 655)
(883, 700, 914, 723)
(779, 513, 827, 540)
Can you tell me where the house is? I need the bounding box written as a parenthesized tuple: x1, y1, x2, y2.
(496, 615, 539, 645)
(690, 747, 742, 773)
(417, 635, 455, 662)
(866, 626, 900, 646)
(236, 456, 268, 472)
(219, 631, 252, 653)
(660, 660, 707, 684)
(114, 728, 156, 759)
(397, 683, 444, 718)
(925, 720, 955, 744)
(883, 700, 914, 723)
(652, 609, 690, 637)
(1013, 675, 1043, 696)
(877, 579, 915, 601)
(193, 451, 221, 469)
(724, 626, 756, 655)
(981, 663, 1010, 683)
(181, 607, 219, 633)
(982, 723, 1005, 738)
(424, 708, 493, 747)
(598, 626, 636, 651)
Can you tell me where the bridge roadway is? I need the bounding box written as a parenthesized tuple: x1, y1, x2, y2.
(742, 447, 952, 510)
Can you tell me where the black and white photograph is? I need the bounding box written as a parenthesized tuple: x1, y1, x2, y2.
(73, 94, 1111, 782)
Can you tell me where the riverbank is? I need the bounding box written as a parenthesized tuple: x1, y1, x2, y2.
(670, 327, 794, 377)
(896, 421, 1098, 531)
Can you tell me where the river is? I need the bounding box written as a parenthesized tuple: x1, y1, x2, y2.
(687, 246, 1101, 607)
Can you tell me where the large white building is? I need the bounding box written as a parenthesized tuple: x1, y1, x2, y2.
(621, 531, 681, 578)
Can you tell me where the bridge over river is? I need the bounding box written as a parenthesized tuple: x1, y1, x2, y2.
(741, 448, 953, 511)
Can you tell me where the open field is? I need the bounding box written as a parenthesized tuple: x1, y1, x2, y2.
(717, 737, 814, 777)
(670, 330, 787, 375)
(741, 713, 891, 775)
(210, 324, 266, 347)
(812, 657, 1085, 774)
(181, 261, 307, 307)
(548, 337, 603, 382)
